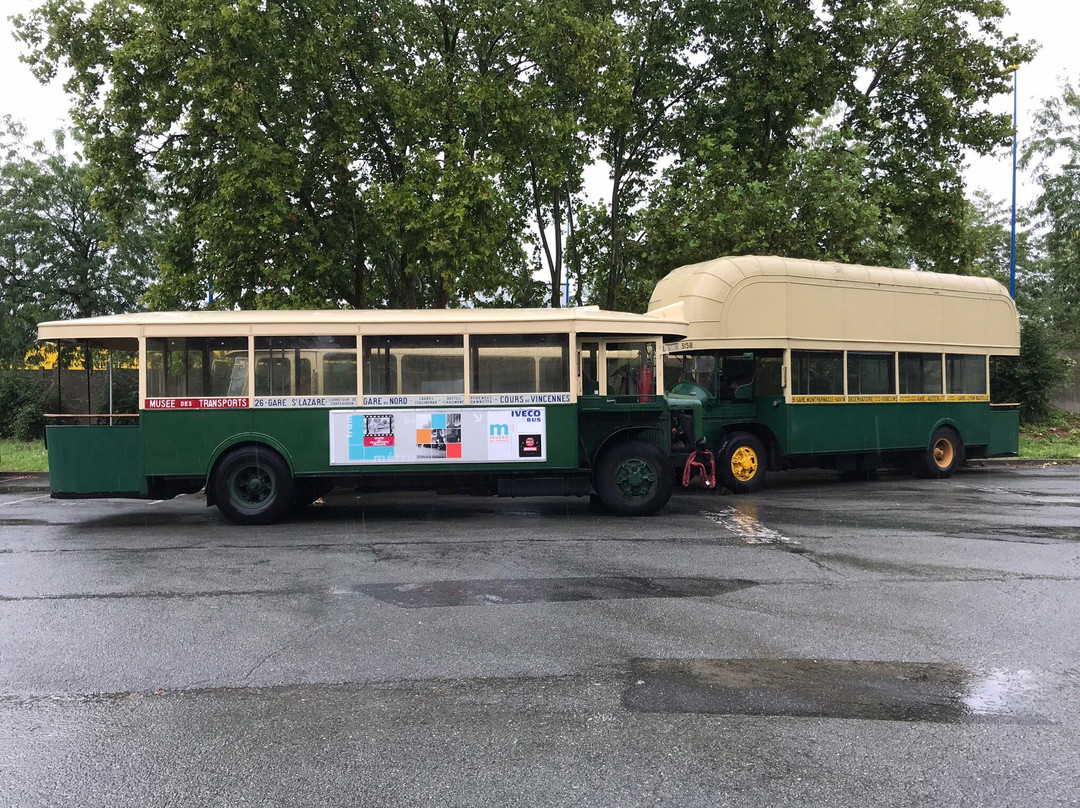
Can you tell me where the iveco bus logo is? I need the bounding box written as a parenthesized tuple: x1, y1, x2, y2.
(490, 423, 510, 437)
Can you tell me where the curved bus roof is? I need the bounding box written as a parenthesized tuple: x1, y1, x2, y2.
(38, 305, 690, 342)
(648, 255, 1020, 355)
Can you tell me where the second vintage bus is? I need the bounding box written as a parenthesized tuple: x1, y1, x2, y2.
(649, 255, 1021, 492)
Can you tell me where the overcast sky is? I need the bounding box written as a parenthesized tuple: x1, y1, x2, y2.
(2, 0, 1077, 209)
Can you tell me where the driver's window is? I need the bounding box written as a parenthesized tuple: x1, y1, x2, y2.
(717, 355, 755, 400)
(663, 354, 683, 390)
(683, 355, 717, 393)
(605, 340, 656, 397)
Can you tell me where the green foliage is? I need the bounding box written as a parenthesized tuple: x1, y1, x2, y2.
(1022, 78, 1080, 348)
(0, 118, 156, 363)
(991, 317, 1075, 423)
(641, 123, 896, 285)
(12, 404, 46, 442)
(583, 0, 1034, 306)
(16, 0, 619, 310)
(0, 372, 47, 439)
(14, 0, 1034, 313)
(836, 0, 1032, 274)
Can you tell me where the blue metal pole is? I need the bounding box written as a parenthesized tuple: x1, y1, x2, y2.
(1009, 67, 1018, 299)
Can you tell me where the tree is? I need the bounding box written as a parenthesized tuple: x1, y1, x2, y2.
(15, 0, 1034, 314)
(836, 0, 1034, 274)
(500, 1, 624, 308)
(622, 0, 1034, 299)
(968, 188, 1073, 422)
(1022, 78, 1080, 347)
(638, 121, 896, 312)
(0, 119, 156, 364)
(16, 0, 620, 311)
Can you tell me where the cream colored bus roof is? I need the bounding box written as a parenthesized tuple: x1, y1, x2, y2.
(38, 305, 689, 341)
(648, 255, 1020, 354)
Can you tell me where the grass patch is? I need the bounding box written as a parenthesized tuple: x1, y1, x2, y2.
(1020, 410, 1080, 460)
(0, 439, 48, 472)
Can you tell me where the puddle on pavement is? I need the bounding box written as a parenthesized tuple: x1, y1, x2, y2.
(355, 576, 758, 608)
(623, 658, 1042, 723)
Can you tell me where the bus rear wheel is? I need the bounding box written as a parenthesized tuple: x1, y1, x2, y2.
(721, 432, 767, 493)
(914, 426, 964, 479)
(213, 446, 295, 525)
(594, 440, 674, 516)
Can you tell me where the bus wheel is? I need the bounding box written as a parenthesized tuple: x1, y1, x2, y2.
(914, 427, 964, 479)
(721, 432, 767, 493)
(595, 440, 674, 516)
(213, 446, 295, 525)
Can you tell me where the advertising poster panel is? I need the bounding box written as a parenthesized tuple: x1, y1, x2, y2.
(329, 407, 547, 465)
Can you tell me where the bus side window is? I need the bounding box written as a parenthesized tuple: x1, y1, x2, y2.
(296, 358, 312, 395)
(792, 351, 843, 396)
(366, 335, 463, 395)
(580, 342, 599, 395)
(755, 355, 783, 397)
(323, 352, 358, 396)
(947, 354, 986, 395)
(150, 337, 247, 397)
(899, 353, 942, 394)
(471, 334, 569, 394)
(256, 357, 292, 396)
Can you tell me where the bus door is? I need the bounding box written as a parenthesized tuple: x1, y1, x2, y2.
(751, 351, 786, 439)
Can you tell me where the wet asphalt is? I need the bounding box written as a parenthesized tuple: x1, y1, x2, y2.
(1, 462, 1079, 807)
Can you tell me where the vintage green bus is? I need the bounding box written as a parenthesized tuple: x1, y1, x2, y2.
(37, 307, 708, 523)
(649, 256, 1022, 492)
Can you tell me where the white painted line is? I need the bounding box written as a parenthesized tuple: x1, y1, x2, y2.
(703, 506, 799, 547)
(0, 494, 50, 508)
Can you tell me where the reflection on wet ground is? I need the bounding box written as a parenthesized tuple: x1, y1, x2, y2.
(356, 576, 759, 608)
(623, 658, 1044, 723)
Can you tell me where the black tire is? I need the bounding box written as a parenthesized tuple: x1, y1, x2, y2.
(720, 431, 767, 493)
(594, 440, 674, 516)
(914, 426, 964, 479)
(213, 446, 295, 525)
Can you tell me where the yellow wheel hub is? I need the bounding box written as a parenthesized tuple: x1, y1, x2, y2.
(730, 446, 759, 482)
(933, 438, 955, 469)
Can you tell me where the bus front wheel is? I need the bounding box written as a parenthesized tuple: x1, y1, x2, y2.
(213, 446, 295, 525)
(720, 432, 767, 493)
(914, 427, 964, 479)
(594, 440, 674, 516)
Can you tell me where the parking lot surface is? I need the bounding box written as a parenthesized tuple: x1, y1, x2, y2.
(2, 464, 1079, 806)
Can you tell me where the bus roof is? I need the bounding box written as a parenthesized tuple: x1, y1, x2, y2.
(38, 305, 689, 342)
(648, 255, 1020, 354)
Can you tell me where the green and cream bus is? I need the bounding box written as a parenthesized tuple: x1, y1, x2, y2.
(37, 307, 708, 523)
(649, 255, 1021, 492)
